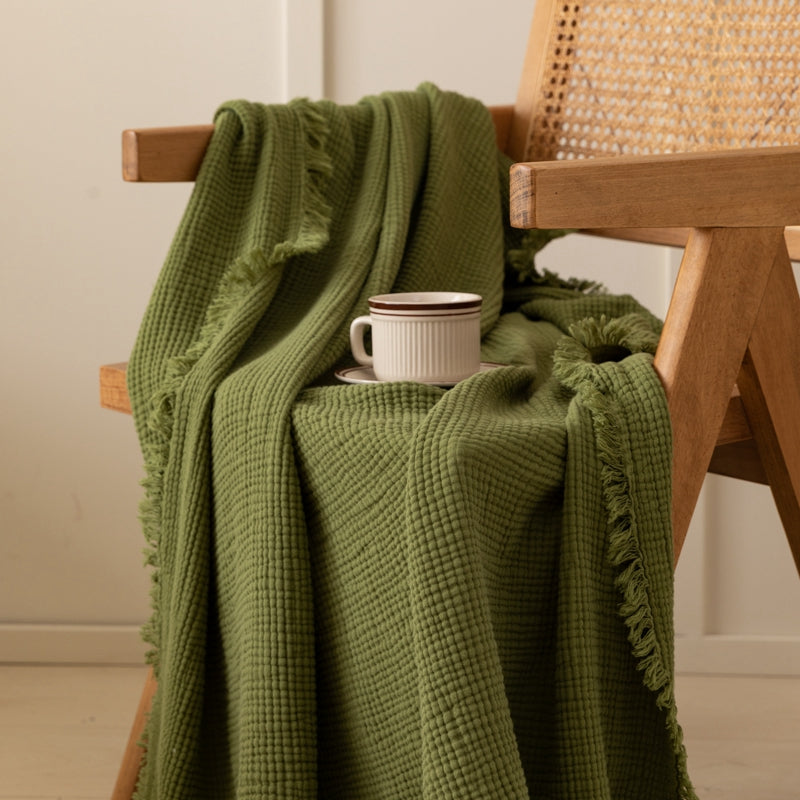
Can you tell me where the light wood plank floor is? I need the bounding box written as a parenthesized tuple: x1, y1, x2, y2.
(0, 665, 798, 799)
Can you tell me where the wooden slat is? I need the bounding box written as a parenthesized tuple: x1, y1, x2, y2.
(716, 392, 753, 446)
(653, 226, 784, 563)
(589, 228, 800, 263)
(510, 146, 800, 229)
(708, 440, 768, 485)
(100, 363, 131, 415)
(587, 227, 694, 249)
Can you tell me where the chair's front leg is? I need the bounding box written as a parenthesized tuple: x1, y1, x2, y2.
(654, 226, 784, 563)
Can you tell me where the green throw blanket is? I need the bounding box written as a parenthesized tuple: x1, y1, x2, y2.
(128, 83, 696, 799)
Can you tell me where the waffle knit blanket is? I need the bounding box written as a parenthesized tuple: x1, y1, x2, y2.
(128, 84, 696, 799)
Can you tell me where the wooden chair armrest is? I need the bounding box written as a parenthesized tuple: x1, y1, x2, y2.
(510, 146, 800, 229)
(122, 126, 214, 182)
(122, 106, 516, 183)
(100, 363, 131, 414)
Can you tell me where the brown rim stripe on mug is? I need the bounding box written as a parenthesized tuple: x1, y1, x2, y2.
(369, 299, 481, 312)
(369, 307, 481, 317)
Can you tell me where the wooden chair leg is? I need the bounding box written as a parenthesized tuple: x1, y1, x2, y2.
(111, 666, 157, 800)
(653, 226, 784, 564)
(738, 240, 800, 576)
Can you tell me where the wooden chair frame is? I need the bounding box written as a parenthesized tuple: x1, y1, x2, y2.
(102, 3, 800, 796)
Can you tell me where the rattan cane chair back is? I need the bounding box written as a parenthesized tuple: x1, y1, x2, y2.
(509, 0, 800, 162)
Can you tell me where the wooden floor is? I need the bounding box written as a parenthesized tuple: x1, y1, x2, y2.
(1, 665, 798, 799)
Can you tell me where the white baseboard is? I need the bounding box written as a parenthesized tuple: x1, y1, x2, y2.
(0, 624, 147, 665)
(676, 634, 800, 676)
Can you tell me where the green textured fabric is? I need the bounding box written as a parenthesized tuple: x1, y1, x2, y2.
(128, 84, 696, 799)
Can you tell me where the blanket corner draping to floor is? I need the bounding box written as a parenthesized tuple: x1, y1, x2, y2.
(128, 83, 696, 799)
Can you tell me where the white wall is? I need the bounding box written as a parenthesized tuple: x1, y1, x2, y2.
(2, 0, 798, 671)
(324, 0, 532, 105)
(0, 0, 286, 662)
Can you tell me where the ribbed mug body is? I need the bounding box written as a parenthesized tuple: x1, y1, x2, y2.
(349, 292, 482, 384)
(370, 311, 480, 383)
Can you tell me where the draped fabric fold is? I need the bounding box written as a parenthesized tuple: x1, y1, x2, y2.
(128, 84, 695, 799)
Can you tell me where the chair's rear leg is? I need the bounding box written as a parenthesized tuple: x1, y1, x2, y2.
(738, 241, 800, 576)
(653, 227, 785, 565)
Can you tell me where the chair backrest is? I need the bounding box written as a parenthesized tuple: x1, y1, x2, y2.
(508, 0, 800, 162)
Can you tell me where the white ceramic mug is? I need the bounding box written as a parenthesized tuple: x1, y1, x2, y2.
(349, 292, 482, 384)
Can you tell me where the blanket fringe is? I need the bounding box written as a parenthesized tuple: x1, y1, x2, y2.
(553, 315, 698, 800)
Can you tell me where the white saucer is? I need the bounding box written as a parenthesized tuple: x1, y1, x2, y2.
(334, 362, 505, 387)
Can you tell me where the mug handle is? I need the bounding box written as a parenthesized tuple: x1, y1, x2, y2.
(349, 316, 373, 367)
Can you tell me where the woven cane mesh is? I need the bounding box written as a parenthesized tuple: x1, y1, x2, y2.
(526, 0, 800, 161)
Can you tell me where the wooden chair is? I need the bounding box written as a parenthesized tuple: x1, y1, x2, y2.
(101, 0, 800, 796)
